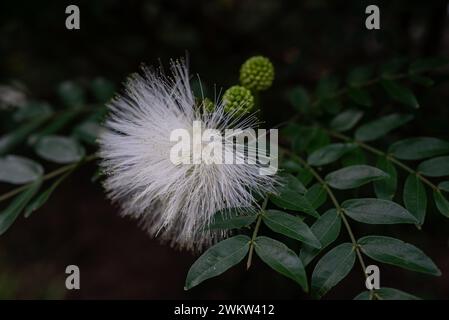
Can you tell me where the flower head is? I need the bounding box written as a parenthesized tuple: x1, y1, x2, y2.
(98, 59, 276, 250)
(223, 85, 255, 115)
(240, 56, 274, 91)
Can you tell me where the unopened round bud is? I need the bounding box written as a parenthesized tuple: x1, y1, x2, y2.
(202, 98, 215, 112)
(223, 85, 255, 115)
(240, 56, 274, 91)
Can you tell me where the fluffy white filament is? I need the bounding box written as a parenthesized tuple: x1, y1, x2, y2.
(98, 60, 277, 250)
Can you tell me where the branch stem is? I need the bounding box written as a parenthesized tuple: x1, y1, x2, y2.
(0, 154, 97, 203)
(285, 151, 369, 280)
(246, 196, 269, 270)
(325, 129, 439, 191)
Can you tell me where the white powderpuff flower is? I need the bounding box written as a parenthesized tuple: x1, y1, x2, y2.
(98, 59, 277, 250)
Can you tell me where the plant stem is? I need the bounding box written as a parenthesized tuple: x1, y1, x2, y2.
(284, 151, 369, 281)
(246, 196, 269, 270)
(0, 154, 97, 203)
(325, 129, 439, 191)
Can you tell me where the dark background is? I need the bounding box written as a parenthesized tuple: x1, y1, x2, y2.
(0, 0, 448, 299)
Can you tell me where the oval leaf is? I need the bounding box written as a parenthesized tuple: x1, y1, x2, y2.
(373, 156, 397, 200)
(73, 121, 102, 146)
(433, 191, 449, 218)
(342, 198, 418, 224)
(358, 236, 441, 276)
(307, 143, 356, 166)
(418, 156, 449, 177)
(438, 181, 449, 193)
(91, 77, 115, 103)
(34, 135, 85, 164)
(403, 174, 427, 225)
(58, 81, 85, 108)
(381, 79, 419, 109)
(355, 114, 413, 142)
(208, 208, 257, 230)
(13, 102, 53, 122)
(325, 165, 388, 190)
(0, 179, 42, 235)
(280, 160, 303, 173)
(354, 287, 420, 300)
(311, 243, 355, 298)
(330, 109, 364, 132)
(389, 137, 449, 160)
(263, 210, 321, 249)
(0, 155, 43, 185)
(270, 183, 325, 218)
(184, 235, 250, 290)
(278, 173, 307, 194)
(300, 209, 342, 266)
(304, 183, 327, 212)
(254, 236, 308, 292)
(286, 86, 310, 113)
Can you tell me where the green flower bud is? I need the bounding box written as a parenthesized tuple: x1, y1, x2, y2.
(240, 56, 274, 91)
(223, 85, 255, 115)
(202, 98, 215, 112)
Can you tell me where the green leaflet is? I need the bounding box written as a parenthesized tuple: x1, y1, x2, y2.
(34, 135, 85, 164)
(254, 236, 308, 292)
(0, 155, 44, 185)
(270, 183, 325, 218)
(300, 209, 341, 266)
(342, 198, 418, 224)
(311, 243, 355, 298)
(358, 236, 441, 276)
(208, 208, 257, 230)
(307, 143, 356, 166)
(293, 127, 330, 154)
(278, 173, 307, 194)
(418, 156, 449, 177)
(433, 191, 449, 218)
(380, 79, 419, 109)
(389, 137, 449, 160)
(91, 77, 115, 103)
(354, 287, 420, 300)
(262, 210, 321, 248)
(0, 179, 42, 235)
(403, 174, 427, 225)
(373, 156, 397, 200)
(58, 81, 85, 108)
(438, 181, 449, 193)
(355, 114, 413, 142)
(330, 109, 364, 132)
(13, 101, 53, 122)
(184, 235, 250, 290)
(325, 165, 388, 190)
(286, 86, 310, 113)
